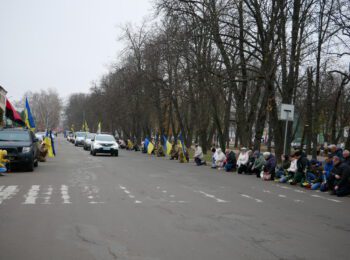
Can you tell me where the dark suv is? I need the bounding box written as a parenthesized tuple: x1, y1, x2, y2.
(0, 128, 39, 171)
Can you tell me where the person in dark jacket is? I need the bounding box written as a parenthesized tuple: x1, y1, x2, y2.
(331, 156, 350, 197)
(329, 145, 343, 160)
(276, 154, 291, 179)
(262, 152, 276, 180)
(290, 150, 309, 185)
(342, 150, 350, 166)
(224, 149, 236, 172)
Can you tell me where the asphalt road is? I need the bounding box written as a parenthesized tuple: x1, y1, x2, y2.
(1, 137, 349, 260)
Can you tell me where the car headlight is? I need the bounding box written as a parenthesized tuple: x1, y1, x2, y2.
(112, 143, 119, 149)
(94, 143, 101, 148)
(22, 147, 31, 153)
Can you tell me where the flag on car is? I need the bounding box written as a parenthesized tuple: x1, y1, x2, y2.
(5, 99, 25, 126)
(24, 97, 35, 131)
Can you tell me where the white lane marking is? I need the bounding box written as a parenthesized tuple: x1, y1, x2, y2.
(280, 186, 291, 190)
(162, 190, 167, 193)
(240, 194, 263, 203)
(327, 199, 342, 203)
(294, 199, 304, 203)
(61, 185, 71, 204)
(0, 186, 19, 204)
(169, 195, 175, 198)
(89, 201, 105, 204)
(42, 185, 53, 204)
(278, 194, 287, 198)
(294, 189, 305, 193)
(263, 190, 271, 193)
(83, 185, 104, 204)
(23, 185, 40, 204)
(311, 194, 342, 203)
(119, 185, 142, 204)
(197, 190, 229, 203)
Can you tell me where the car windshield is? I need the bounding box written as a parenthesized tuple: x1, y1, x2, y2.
(86, 133, 95, 139)
(96, 135, 115, 142)
(0, 131, 30, 142)
(76, 132, 86, 137)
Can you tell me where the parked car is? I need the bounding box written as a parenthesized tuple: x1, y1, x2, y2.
(83, 133, 96, 151)
(0, 128, 39, 171)
(90, 134, 119, 156)
(74, 132, 87, 146)
(67, 131, 74, 142)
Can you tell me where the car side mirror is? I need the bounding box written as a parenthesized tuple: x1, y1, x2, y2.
(91, 139, 95, 141)
(33, 138, 39, 142)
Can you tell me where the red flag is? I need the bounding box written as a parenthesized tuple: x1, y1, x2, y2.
(5, 99, 25, 126)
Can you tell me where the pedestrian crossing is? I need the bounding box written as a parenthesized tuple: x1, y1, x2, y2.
(0, 183, 344, 207)
(0, 184, 105, 206)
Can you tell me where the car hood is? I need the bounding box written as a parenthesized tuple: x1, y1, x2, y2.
(95, 141, 118, 145)
(0, 141, 32, 148)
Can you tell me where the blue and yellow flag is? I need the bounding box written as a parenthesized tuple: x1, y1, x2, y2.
(24, 97, 35, 130)
(163, 135, 172, 155)
(147, 141, 154, 154)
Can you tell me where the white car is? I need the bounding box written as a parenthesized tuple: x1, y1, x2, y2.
(90, 134, 119, 156)
(74, 132, 87, 146)
(83, 133, 96, 150)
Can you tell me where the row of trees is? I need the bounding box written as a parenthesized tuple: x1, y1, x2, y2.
(65, 0, 350, 159)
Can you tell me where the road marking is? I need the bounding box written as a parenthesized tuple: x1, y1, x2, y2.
(23, 185, 40, 204)
(197, 190, 229, 203)
(0, 186, 19, 204)
(294, 189, 305, 193)
(240, 194, 263, 203)
(311, 194, 342, 203)
(61, 185, 71, 204)
(83, 185, 104, 204)
(278, 194, 287, 198)
(119, 185, 142, 204)
(42, 185, 53, 204)
(263, 190, 271, 193)
(294, 199, 304, 203)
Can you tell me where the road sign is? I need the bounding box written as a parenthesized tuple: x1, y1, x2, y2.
(280, 104, 294, 121)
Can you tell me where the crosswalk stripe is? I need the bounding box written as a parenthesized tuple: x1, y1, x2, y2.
(0, 185, 19, 204)
(61, 185, 71, 204)
(23, 185, 40, 204)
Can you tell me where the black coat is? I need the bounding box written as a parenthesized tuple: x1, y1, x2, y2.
(333, 162, 350, 187)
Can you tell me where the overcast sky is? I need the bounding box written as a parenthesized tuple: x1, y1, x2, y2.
(0, 0, 153, 101)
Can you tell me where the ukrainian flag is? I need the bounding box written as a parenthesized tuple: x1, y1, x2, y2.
(147, 142, 154, 154)
(24, 97, 35, 131)
(163, 135, 172, 155)
(44, 136, 54, 158)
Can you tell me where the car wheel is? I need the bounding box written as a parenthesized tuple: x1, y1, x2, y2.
(75, 142, 78, 146)
(27, 160, 34, 172)
(34, 159, 38, 167)
(92, 150, 96, 156)
(114, 151, 119, 157)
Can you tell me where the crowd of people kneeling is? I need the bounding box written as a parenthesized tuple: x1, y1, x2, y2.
(124, 138, 350, 198)
(193, 144, 350, 198)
